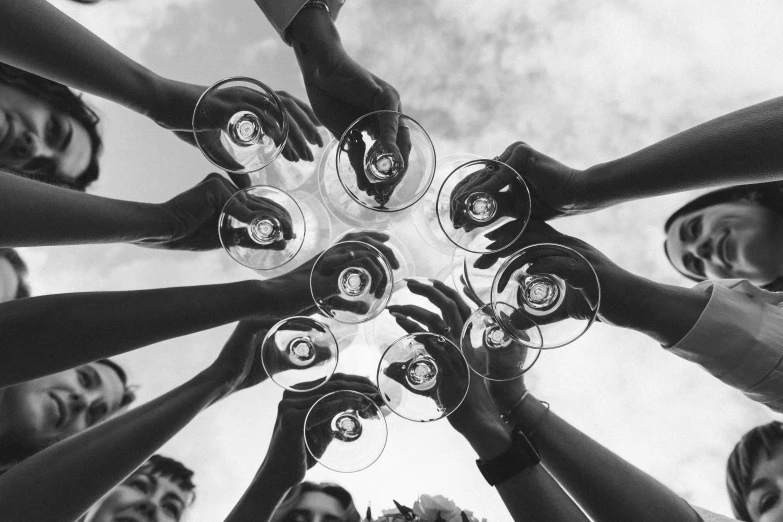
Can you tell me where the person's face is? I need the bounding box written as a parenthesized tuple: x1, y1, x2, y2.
(284, 491, 348, 522)
(0, 257, 19, 303)
(0, 362, 126, 447)
(746, 445, 783, 522)
(88, 468, 191, 522)
(666, 201, 783, 285)
(0, 83, 92, 183)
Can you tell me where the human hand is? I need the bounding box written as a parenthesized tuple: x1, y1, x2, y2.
(262, 374, 381, 485)
(264, 232, 400, 319)
(491, 220, 635, 327)
(148, 77, 323, 163)
(448, 160, 527, 232)
(260, 317, 338, 378)
(495, 142, 585, 221)
(221, 189, 296, 252)
(135, 173, 237, 251)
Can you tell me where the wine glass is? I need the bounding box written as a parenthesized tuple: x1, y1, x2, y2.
(304, 389, 387, 472)
(335, 229, 416, 282)
(259, 191, 334, 279)
(261, 316, 339, 392)
(218, 185, 306, 271)
(436, 158, 531, 253)
(318, 111, 436, 230)
(460, 303, 542, 381)
(412, 153, 482, 255)
(310, 241, 394, 324)
(491, 244, 601, 349)
(193, 77, 288, 174)
(376, 332, 470, 422)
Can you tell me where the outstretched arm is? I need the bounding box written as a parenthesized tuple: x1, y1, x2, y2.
(389, 280, 590, 522)
(491, 97, 783, 220)
(495, 381, 701, 522)
(0, 322, 268, 522)
(223, 375, 380, 522)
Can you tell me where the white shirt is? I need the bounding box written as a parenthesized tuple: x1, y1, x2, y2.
(669, 279, 783, 412)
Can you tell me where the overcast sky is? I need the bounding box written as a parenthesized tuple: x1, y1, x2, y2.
(27, 0, 783, 519)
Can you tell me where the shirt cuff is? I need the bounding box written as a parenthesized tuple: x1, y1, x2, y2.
(667, 281, 783, 406)
(254, 0, 343, 44)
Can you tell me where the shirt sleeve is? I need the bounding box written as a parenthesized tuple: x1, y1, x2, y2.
(667, 279, 783, 412)
(253, 0, 344, 42)
(691, 504, 740, 522)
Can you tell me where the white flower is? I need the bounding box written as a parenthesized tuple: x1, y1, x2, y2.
(413, 494, 462, 521)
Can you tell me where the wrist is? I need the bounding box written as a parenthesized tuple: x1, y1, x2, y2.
(462, 417, 514, 460)
(581, 160, 626, 212)
(289, 7, 342, 66)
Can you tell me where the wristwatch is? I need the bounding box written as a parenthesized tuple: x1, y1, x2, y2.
(475, 425, 541, 486)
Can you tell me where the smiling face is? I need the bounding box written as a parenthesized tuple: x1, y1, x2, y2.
(283, 491, 348, 522)
(665, 201, 783, 285)
(88, 469, 192, 522)
(0, 362, 126, 449)
(0, 82, 92, 183)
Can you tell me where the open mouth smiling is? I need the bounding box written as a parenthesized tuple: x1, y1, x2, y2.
(50, 391, 67, 429)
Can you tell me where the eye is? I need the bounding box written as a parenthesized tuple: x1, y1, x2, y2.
(45, 116, 62, 145)
(162, 501, 183, 520)
(683, 253, 705, 278)
(760, 492, 779, 513)
(127, 476, 151, 494)
(86, 401, 108, 426)
(77, 369, 92, 389)
(687, 216, 702, 241)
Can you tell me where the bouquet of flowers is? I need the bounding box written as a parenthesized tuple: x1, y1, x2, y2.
(369, 494, 486, 522)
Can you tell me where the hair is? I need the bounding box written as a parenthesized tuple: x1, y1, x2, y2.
(0, 62, 103, 191)
(0, 359, 136, 472)
(137, 454, 197, 504)
(271, 482, 361, 522)
(663, 181, 783, 291)
(726, 421, 783, 521)
(0, 248, 31, 299)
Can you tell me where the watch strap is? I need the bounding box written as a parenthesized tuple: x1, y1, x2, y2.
(475, 426, 541, 486)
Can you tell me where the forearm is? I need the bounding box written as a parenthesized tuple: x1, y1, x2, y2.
(507, 396, 700, 522)
(0, 171, 170, 247)
(223, 461, 298, 522)
(0, 280, 271, 387)
(0, 0, 160, 116)
(0, 371, 224, 521)
(599, 270, 709, 346)
(288, 6, 342, 66)
(580, 96, 783, 210)
(461, 419, 590, 522)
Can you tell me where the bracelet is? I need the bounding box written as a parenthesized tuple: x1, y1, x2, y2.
(501, 390, 530, 423)
(302, 0, 331, 14)
(528, 401, 551, 437)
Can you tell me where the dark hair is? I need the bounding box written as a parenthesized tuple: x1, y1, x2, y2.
(0, 63, 103, 191)
(272, 482, 361, 522)
(0, 359, 136, 470)
(0, 248, 31, 299)
(664, 182, 783, 291)
(726, 421, 783, 521)
(138, 454, 197, 504)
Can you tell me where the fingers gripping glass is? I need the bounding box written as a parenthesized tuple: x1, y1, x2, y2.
(261, 317, 339, 392)
(460, 303, 542, 381)
(377, 333, 470, 422)
(193, 77, 288, 174)
(304, 390, 387, 473)
(491, 244, 601, 349)
(318, 111, 435, 229)
(437, 159, 531, 253)
(310, 241, 394, 324)
(218, 186, 305, 270)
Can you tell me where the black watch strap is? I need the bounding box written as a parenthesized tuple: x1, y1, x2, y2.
(475, 426, 541, 486)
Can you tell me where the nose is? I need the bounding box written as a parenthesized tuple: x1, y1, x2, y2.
(134, 499, 158, 522)
(67, 392, 87, 415)
(694, 237, 713, 259)
(10, 131, 52, 160)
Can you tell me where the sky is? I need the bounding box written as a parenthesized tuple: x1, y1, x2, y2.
(22, 0, 783, 519)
